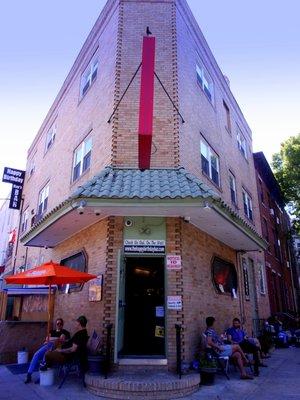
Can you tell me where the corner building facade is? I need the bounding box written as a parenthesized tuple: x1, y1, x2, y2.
(18, 0, 269, 374)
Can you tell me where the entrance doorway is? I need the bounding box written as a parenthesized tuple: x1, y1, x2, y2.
(119, 256, 165, 357)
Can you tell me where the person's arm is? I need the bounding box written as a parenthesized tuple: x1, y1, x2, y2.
(226, 333, 233, 343)
(206, 335, 223, 351)
(57, 343, 78, 354)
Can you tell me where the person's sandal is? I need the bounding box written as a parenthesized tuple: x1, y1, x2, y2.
(241, 374, 254, 380)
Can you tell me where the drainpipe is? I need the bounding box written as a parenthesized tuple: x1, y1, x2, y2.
(236, 251, 246, 324)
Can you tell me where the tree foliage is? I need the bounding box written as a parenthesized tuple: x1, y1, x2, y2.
(272, 134, 300, 232)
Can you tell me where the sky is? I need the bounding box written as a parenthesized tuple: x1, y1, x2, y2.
(0, 0, 299, 202)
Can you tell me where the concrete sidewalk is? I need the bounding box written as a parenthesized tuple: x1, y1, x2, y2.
(0, 347, 299, 400)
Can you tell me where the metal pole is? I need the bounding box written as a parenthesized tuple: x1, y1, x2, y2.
(175, 324, 182, 379)
(104, 323, 113, 379)
(12, 197, 24, 275)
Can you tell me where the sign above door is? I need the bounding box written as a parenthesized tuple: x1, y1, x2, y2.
(124, 239, 165, 254)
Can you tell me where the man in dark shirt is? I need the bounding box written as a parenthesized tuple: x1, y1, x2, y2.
(25, 318, 70, 383)
(42, 315, 89, 370)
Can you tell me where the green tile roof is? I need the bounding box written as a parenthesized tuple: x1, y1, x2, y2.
(71, 166, 220, 200)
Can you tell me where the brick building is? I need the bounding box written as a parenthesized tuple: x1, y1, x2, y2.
(6, 0, 270, 388)
(254, 152, 297, 315)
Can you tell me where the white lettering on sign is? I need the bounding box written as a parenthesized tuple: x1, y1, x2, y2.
(166, 255, 181, 270)
(167, 296, 182, 310)
(124, 239, 165, 246)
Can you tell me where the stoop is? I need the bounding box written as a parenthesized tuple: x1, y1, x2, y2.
(85, 371, 200, 399)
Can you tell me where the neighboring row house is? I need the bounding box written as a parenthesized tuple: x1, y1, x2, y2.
(1, 0, 274, 395)
(254, 152, 297, 315)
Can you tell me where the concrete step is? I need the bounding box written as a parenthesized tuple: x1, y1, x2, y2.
(85, 371, 200, 399)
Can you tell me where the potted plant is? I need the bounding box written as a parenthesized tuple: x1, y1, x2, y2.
(199, 354, 217, 385)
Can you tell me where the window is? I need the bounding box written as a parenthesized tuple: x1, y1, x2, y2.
(72, 136, 92, 182)
(200, 140, 220, 186)
(60, 251, 87, 293)
(242, 189, 253, 221)
(28, 158, 35, 177)
(273, 229, 281, 260)
(242, 258, 250, 299)
(21, 208, 29, 233)
(45, 124, 56, 151)
(229, 172, 237, 205)
(38, 184, 49, 217)
(258, 178, 264, 204)
(262, 217, 269, 241)
(236, 125, 247, 158)
(80, 57, 98, 98)
(212, 257, 238, 295)
(258, 263, 266, 294)
(196, 62, 214, 103)
(223, 101, 231, 133)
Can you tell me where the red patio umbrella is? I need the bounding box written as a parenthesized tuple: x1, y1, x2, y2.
(5, 261, 97, 335)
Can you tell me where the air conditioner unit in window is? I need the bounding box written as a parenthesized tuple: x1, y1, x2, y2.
(276, 217, 280, 224)
(270, 208, 275, 216)
(287, 261, 290, 268)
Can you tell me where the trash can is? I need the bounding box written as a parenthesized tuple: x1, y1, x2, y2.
(40, 368, 55, 386)
(17, 350, 28, 364)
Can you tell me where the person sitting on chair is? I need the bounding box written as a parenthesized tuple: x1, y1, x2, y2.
(41, 315, 89, 371)
(205, 316, 253, 380)
(25, 317, 70, 384)
(226, 317, 267, 376)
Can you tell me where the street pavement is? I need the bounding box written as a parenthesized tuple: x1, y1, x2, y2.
(0, 347, 299, 400)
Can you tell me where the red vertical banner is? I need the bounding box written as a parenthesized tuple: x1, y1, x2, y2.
(138, 36, 156, 170)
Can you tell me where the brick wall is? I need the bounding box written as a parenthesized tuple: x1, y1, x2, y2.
(52, 218, 108, 336)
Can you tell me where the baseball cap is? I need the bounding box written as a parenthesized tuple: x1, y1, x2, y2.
(76, 315, 88, 327)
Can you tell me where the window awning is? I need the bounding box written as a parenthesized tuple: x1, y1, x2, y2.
(20, 167, 267, 252)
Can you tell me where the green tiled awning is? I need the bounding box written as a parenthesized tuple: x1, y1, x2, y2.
(71, 167, 220, 200)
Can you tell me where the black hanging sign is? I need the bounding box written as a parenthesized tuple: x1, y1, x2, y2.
(2, 167, 25, 210)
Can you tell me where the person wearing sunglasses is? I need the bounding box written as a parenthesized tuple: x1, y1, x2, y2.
(24, 317, 70, 384)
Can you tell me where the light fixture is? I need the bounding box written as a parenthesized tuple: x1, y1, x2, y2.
(204, 201, 211, 210)
(77, 200, 87, 215)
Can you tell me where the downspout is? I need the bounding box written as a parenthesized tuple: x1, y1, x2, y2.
(236, 251, 246, 324)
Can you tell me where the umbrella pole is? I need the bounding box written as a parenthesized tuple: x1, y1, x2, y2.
(47, 284, 52, 341)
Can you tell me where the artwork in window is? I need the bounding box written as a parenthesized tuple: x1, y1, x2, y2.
(212, 257, 238, 295)
(59, 251, 87, 293)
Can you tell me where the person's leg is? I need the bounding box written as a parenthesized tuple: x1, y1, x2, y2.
(231, 351, 253, 379)
(25, 343, 52, 383)
(240, 340, 260, 376)
(44, 350, 67, 368)
(231, 344, 248, 364)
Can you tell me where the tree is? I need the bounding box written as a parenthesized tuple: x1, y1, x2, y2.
(272, 134, 300, 233)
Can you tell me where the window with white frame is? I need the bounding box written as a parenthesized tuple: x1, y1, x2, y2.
(236, 125, 247, 158)
(229, 171, 237, 205)
(200, 139, 220, 186)
(38, 184, 49, 216)
(258, 262, 266, 294)
(196, 62, 214, 103)
(21, 208, 29, 233)
(45, 124, 56, 151)
(242, 189, 253, 221)
(28, 158, 35, 177)
(72, 136, 92, 182)
(80, 56, 98, 98)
